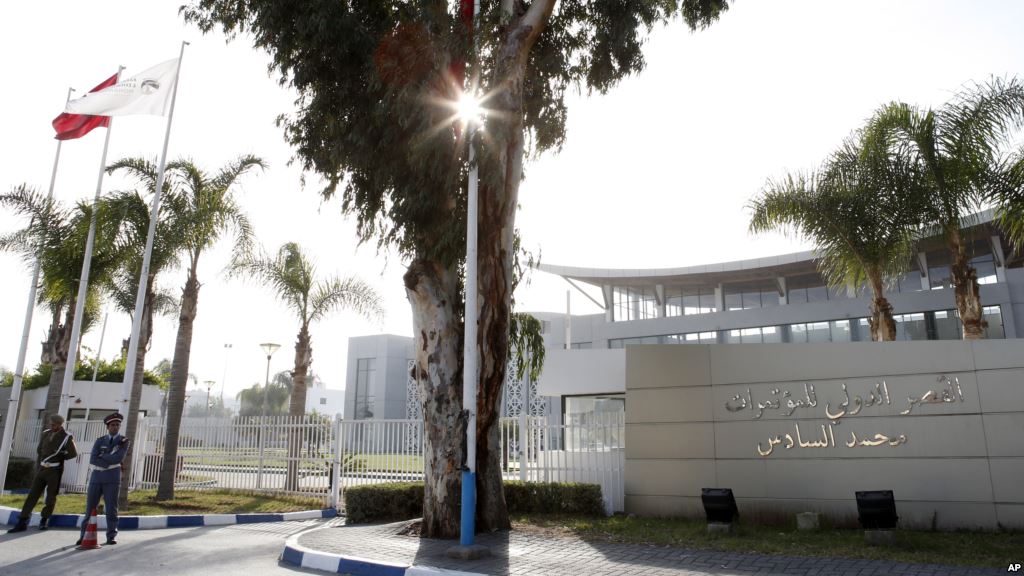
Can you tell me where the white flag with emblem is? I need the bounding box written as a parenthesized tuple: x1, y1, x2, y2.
(65, 58, 179, 117)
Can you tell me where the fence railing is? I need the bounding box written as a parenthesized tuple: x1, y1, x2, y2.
(7, 413, 625, 513)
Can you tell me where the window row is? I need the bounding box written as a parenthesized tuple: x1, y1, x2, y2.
(611, 254, 1000, 322)
(608, 306, 1004, 347)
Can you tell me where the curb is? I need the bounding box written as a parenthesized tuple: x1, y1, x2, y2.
(281, 524, 485, 576)
(1, 505, 336, 530)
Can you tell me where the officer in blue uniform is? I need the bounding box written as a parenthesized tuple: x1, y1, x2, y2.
(77, 412, 130, 546)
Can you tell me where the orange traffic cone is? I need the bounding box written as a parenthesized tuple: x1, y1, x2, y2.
(77, 508, 102, 550)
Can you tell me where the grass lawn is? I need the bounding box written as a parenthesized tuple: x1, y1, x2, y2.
(1, 489, 325, 516)
(512, 513, 1022, 568)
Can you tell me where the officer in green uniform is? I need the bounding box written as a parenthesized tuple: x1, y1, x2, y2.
(6, 414, 78, 533)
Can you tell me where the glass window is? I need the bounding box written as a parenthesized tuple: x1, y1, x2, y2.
(355, 358, 376, 419)
(761, 326, 782, 343)
(971, 253, 997, 285)
(929, 265, 952, 290)
(761, 288, 781, 307)
(699, 290, 717, 314)
(806, 284, 829, 302)
(665, 288, 683, 317)
(570, 342, 592, 350)
(933, 310, 962, 340)
(983, 305, 1004, 339)
(740, 327, 763, 343)
(897, 270, 922, 293)
(831, 320, 852, 342)
(894, 312, 927, 341)
(320, 397, 327, 405)
(724, 329, 742, 343)
(613, 286, 658, 321)
(563, 395, 625, 450)
(742, 291, 762, 310)
(724, 290, 743, 312)
(807, 322, 830, 342)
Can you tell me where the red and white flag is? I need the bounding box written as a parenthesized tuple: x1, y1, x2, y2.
(51, 73, 118, 140)
(65, 59, 179, 118)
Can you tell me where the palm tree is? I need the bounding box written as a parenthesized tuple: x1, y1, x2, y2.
(0, 186, 121, 418)
(873, 78, 1024, 339)
(102, 159, 187, 506)
(231, 242, 383, 490)
(749, 119, 923, 341)
(992, 145, 1024, 249)
(155, 155, 264, 501)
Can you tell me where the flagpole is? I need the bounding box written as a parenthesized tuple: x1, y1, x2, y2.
(0, 88, 74, 494)
(459, 0, 481, 550)
(57, 67, 125, 420)
(119, 42, 188, 419)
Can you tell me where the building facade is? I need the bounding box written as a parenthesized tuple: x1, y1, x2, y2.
(534, 213, 1024, 421)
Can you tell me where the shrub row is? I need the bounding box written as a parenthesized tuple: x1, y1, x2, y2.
(344, 480, 604, 524)
(4, 457, 34, 489)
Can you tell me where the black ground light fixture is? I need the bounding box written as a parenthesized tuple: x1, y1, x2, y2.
(701, 488, 739, 524)
(855, 490, 899, 529)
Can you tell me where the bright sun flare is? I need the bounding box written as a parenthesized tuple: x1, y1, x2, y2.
(456, 92, 483, 122)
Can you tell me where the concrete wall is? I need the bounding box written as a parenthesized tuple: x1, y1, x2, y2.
(624, 340, 1024, 530)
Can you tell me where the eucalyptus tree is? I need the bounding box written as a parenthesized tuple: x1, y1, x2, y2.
(873, 78, 1024, 339)
(749, 120, 923, 341)
(0, 185, 121, 419)
(182, 0, 728, 535)
(155, 155, 264, 501)
(230, 242, 383, 491)
(103, 158, 186, 505)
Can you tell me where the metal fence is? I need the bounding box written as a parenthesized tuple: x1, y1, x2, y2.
(7, 413, 625, 514)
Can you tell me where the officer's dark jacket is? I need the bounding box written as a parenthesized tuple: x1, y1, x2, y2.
(36, 427, 78, 468)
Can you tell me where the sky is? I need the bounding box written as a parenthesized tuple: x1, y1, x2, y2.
(2, 1, 1023, 402)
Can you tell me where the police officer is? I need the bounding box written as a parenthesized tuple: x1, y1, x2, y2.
(77, 412, 130, 546)
(6, 414, 78, 533)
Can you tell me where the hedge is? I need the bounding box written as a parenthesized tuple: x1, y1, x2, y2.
(344, 480, 604, 524)
(4, 457, 34, 489)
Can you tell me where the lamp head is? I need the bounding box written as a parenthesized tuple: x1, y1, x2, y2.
(260, 342, 281, 357)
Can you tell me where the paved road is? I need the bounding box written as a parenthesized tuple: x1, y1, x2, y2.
(0, 519, 339, 576)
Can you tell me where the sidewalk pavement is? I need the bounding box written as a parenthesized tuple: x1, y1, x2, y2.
(1, 505, 336, 530)
(287, 519, 1005, 576)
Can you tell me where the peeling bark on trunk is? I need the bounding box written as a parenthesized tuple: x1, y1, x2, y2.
(405, 259, 464, 539)
(949, 228, 986, 340)
(471, 2, 552, 533)
(867, 273, 896, 341)
(42, 303, 75, 420)
(286, 324, 312, 492)
(157, 264, 201, 500)
(119, 281, 155, 508)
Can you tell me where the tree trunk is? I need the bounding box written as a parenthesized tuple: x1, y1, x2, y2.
(157, 263, 201, 500)
(42, 303, 75, 421)
(405, 258, 464, 539)
(285, 324, 312, 492)
(948, 227, 986, 339)
(471, 1, 553, 533)
(119, 281, 155, 508)
(867, 272, 896, 341)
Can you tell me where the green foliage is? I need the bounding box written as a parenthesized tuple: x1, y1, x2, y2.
(344, 481, 604, 524)
(748, 110, 923, 293)
(503, 481, 604, 516)
(4, 457, 34, 489)
(1, 358, 164, 389)
(344, 482, 424, 524)
(181, 1, 727, 264)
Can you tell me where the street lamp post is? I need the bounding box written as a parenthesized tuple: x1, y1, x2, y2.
(204, 380, 215, 417)
(257, 342, 279, 490)
(221, 343, 232, 406)
(259, 343, 280, 418)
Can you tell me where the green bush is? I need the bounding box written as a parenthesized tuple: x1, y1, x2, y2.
(5, 457, 35, 489)
(343, 480, 604, 524)
(504, 481, 605, 516)
(344, 482, 423, 524)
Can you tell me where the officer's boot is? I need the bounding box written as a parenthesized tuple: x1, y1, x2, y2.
(38, 516, 49, 530)
(6, 519, 28, 533)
